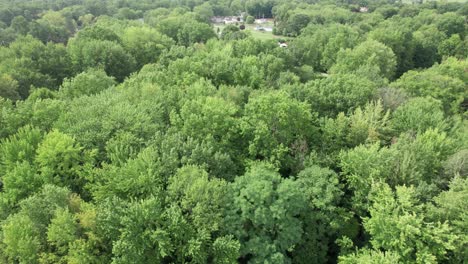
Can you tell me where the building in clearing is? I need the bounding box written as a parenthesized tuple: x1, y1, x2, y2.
(211, 16, 243, 24)
(254, 18, 274, 24)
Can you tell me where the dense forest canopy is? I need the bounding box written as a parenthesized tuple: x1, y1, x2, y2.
(0, 0, 467, 263)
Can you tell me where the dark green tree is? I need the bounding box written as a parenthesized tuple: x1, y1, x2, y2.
(225, 163, 308, 263)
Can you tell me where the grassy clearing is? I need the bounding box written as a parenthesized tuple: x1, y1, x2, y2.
(401, 0, 467, 2)
(213, 23, 284, 41)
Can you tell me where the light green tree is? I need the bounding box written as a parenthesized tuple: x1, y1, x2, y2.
(121, 26, 175, 68)
(331, 40, 397, 80)
(390, 59, 466, 114)
(363, 183, 457, 263)
(0, 125, 43, 176)
(0, 74, 20, 101)
(241, 91, 315, 171)
(59, 68, 116, 99)
(36, 130, 93, 192)
(2, 213, 42, 264)
(339, 249, 400, 264)
(47, 208, 78, 255)
(391, 97, 447, 134)
(303, 73, 378, 117)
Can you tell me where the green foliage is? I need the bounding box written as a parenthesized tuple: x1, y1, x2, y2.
(109, 197, 168, 263)
(0, 125, 42, 176)
(68, 38, 136, 82)
(60, 68, 116, 99)
(340, 126, 455, 213)
(1, 184, 105, 263)
(292, 165, 344, 263)
(241, 91, 315, 171)
(212, 235, 240, 264)
(339, 249, 401, 264)
(289, 24, 361, 72)
(104, 131, 142, 166)
(169, 95, 243, 178)
(25, 98, 66, 132)
(431, 56, 468, 83)
(2, 184, 69, 249)
(436, 12, 466, 37)
(412, 25, 445, 68)
(429, 177, 468, 262)
(172, 96, 240, 150)
(0, 74, 20, 101)
(0, 1, 465, 263)
(89, 147, 164, 201)
(2, 213, 42, 263)
(368, 20, 415, 76)
(177, 21, 217, 47)
(225, 163, 308, 263)
(302, 73, 378, 117)
(339, 143, 397, 214)
(35, 10, 77, 43)
(168, 166, 228, 232)
(331, 40, 397, 80)
(194, 2, 214, 23)
(54, 89, 160, 159)
(391, 97, 447, 134)
(438, 34, 467, 59)
(157, 16, 216, 46)
(396, 129, 455, 188)
(121, 26, 175, 68)
(2, 161, 42, 204)
(443, 149, 468, 179)
(391, 59, 467, 114)
(274, 5, 355, 37)
(363, 183, 457, 263)
(76, 25, 121, 43)
(0, 35, 72, 97)
(319, 101, 391, 161)
(285, 13, 310, 36)
(10, 15, 29, 35)
(35, 130, 92, 192)
(221, 24, 248, 40)
(115, 8, 142, 20)
(46, 208, 78, 255)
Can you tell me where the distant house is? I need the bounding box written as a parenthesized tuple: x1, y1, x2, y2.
(255, 26, 273, 32)
(211, 16, 243, 24)
(359, 7, 369, 13)
(211, 16, 225, 23)
(224, 17, 239, 24)
(254, 18, 274, 24)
